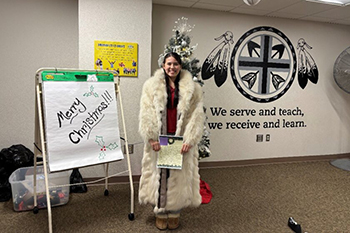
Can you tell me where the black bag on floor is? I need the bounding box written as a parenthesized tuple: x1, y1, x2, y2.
(70, 168, 88, 193)
(0, 144, 34, 202)
(0, 178, 12, 202)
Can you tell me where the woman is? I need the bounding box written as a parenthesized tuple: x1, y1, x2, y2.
(139, 52, 204, 230)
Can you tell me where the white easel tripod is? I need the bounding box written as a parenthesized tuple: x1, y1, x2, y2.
(34, 68, 135, 233)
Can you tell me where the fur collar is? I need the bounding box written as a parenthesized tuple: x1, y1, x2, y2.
(151, 68, 195, 113)
(150, 68, 195, 136)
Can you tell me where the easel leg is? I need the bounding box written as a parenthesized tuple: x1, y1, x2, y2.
(36, 84, 53, 233)
(117, 85, 135, 220)
(104, 163, 109, 196)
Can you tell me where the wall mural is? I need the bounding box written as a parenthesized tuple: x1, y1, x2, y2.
(231, 26, 296, 103)
(202, 26, 319, 100)
(297, 38, 318, 89)
(202, 26, 319, 134)
(201, 31, 234, 87)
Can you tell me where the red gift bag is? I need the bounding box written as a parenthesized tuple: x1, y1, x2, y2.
(200, 179, 212, 204)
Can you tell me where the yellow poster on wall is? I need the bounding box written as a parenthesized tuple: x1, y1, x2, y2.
(94, 40, 138, 77)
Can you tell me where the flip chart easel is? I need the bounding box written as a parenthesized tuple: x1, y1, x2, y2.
(34, 68, 134, 233)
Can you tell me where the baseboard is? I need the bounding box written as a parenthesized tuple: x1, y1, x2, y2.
(84, 153, 350, 185)
(198, 153, 350, 168)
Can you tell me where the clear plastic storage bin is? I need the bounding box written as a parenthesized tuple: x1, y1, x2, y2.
(9, 166, 70, 211)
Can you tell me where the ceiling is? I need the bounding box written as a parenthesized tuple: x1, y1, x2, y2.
(152, 0, 350, 25)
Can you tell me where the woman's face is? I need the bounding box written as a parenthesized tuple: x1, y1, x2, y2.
(162, 56, 181, 79)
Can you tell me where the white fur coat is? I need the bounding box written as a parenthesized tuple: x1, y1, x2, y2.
(138, 69, 204, 213)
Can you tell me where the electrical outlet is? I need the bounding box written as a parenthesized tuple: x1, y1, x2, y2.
(123, 144, 134, 154)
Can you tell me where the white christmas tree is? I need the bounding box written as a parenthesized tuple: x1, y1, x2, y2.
(159, 17, 211, 159)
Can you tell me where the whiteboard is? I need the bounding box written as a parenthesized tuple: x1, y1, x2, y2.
(42, 78, 123, 172)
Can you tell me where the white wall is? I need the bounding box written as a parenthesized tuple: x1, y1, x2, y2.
(0, 0, 150, 178)
(152, 5, 350, 162)
(0, 0, 78, 150)
(79, 0, 152, 177)
(2, 1, 350, 178)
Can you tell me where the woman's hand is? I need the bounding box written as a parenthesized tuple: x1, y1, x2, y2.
(181, 143, 192, 154)
(149, 139, 161, 151)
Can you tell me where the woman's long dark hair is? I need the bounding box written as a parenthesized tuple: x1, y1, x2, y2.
(163, 52, 182, 109)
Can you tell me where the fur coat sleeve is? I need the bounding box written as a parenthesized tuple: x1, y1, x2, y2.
(138, 74, 165, 142)
(138, 69, 205, 212)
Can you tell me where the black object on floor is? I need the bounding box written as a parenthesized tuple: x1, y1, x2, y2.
(0, 144, 35, 202)
(288, 217, 302, 233)
(70, 168, 88, 193)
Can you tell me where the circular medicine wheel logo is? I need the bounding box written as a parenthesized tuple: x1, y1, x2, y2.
(231, 26, 296, 103)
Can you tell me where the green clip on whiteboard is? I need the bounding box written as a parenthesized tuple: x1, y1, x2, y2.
(40, 70, 124, 172)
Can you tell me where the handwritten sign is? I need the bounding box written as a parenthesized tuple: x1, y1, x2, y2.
(42, 80, 123, 172)
(157, 135, 183, 169)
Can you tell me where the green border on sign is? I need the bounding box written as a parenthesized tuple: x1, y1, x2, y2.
(41, 70, 114, 82)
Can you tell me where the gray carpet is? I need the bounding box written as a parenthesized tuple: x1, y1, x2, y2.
(1, 161, 350, 232)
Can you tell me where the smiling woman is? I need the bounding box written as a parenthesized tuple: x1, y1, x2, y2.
(139, 52, 205, 230)
(162, 53, 182, 81)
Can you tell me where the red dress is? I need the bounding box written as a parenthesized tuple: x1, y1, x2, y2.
(167, 86, 177, 134)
